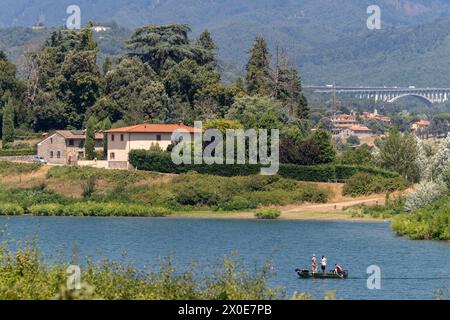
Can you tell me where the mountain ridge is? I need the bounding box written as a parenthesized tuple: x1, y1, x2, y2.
(1, 0, 450, 86)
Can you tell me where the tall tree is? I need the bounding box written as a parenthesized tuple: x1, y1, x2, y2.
(102, 118, 112, 158)
(29, 27, 101, 130)
(375, 128, 419, 182)
(85, 116, 97, 160)
(245, 37, 272, 96)
(1, 97, 14, 148)
(273, 50, 309, 119)
(196, 30, 218, 70)
(100, 57, 170, 124)
(56, 50, 102, 128)
(127, 24, 214, 75)
(309, 129, 336, 164)
(0, 51, 22, 106)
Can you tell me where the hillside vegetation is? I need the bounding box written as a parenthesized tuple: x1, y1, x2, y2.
(0, 162, 331, 216)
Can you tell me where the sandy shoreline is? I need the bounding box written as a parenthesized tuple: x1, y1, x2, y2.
(170, 210, 387, 222)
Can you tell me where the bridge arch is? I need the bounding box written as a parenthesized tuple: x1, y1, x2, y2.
(388, 94, 433, 106)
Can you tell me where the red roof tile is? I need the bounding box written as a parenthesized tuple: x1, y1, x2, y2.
(105, 124, 200, 134)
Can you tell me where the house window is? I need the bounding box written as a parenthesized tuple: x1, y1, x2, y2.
(110, 152, 115, 160)
(50, 138, 53, 144)
(111, 134, 115, 142)
(50, 151, 54, 158)
(69, 139, 74, 146)
(78, 152, 84, 160)
(120, 134, 124, 141)
(57, 151, 61, 159)
(156, 134, 162, 141)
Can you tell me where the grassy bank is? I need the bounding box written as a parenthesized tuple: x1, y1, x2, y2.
(0, 162, 331, 218)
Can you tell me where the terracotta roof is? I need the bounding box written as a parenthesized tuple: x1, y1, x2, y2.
(105, 124, 200, 134)
(56, 130, 103, 140)
(413, 120, 431, 126)
(333, 119, 358, 123)
(334, 124, 355, 128)
(350, 126, 372, 132)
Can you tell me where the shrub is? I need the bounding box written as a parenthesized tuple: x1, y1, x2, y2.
(0, 148, 36, 156)
(404, 181, 446, 212)
(129, 150, 400, 182)
(255, 208, 282, 220)
(343, 173, 408, 197)
(347, 135, 360, 146)
(220, 196, 257, 211)
(0, 203, 24, 216)
(47, 166, 157, 184)
(28, 204, 64, 216)
(81, 175, 97, 198)
(0, 161, 41, 175)
(0, 243, 281, 300)
(28, 202, 171, 217)
(0, 188, 71, 209)
(32, 181, 48, 191)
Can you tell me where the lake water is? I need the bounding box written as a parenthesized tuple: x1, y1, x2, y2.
(0, 216, 448, 300)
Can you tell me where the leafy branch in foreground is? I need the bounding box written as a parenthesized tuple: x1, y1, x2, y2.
(0, 242, 281, 300)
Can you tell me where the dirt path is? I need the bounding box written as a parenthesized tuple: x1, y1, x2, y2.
(171, 190, 388, 222)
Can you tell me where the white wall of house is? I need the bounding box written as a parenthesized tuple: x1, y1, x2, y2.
(107, 132, 186, 168)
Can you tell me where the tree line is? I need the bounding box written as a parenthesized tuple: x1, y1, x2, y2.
(1, 23, 338, 165)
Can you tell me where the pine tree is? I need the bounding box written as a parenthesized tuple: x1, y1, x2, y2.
(196, 30, 218, 70)
(245, 37, 272, 96)
(1, 98, 14, 148)
(85, 116, 97, 160)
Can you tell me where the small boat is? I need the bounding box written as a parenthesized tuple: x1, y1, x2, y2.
(295, 269, 348, 279)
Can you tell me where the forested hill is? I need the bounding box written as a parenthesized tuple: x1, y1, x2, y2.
(2, 0, 450, 86)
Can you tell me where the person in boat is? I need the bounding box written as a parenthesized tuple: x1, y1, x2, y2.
(320, 256, 327, 273)
(311, 254, 317, 273)
(334, 263, 344, 276)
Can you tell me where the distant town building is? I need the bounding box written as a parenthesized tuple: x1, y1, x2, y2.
(362, 108, 391, 123)
(91, 25, 111, 32)
(32, 23, 46, 30)
(411, 119, 431, 133)
(331, 113, 359, 135)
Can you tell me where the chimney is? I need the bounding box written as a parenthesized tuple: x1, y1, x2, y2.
(178, 120, 184, 126)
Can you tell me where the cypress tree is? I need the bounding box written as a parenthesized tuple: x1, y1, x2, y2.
(85, 116, 97, 160)
(1, 98, 14, 148)
(102, 117, 112, 158)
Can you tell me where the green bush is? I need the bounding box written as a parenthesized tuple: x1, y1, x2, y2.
(28, 204, 64, 216)
(255, 208, 282, 220)
(129, 150, 400, 182)
(0, 161, 41, 175)
(343, 173, 408, 197)
(0, 148, 36, 156)
(0, 203, 24, 216)
(0, 243, 281, 300)
(220, 196, 257, 211)
(0, 188, 71, 209)
(392, 198, 450, 241)
(47, 166, 158, 184)
(29, 202, 171, 217)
